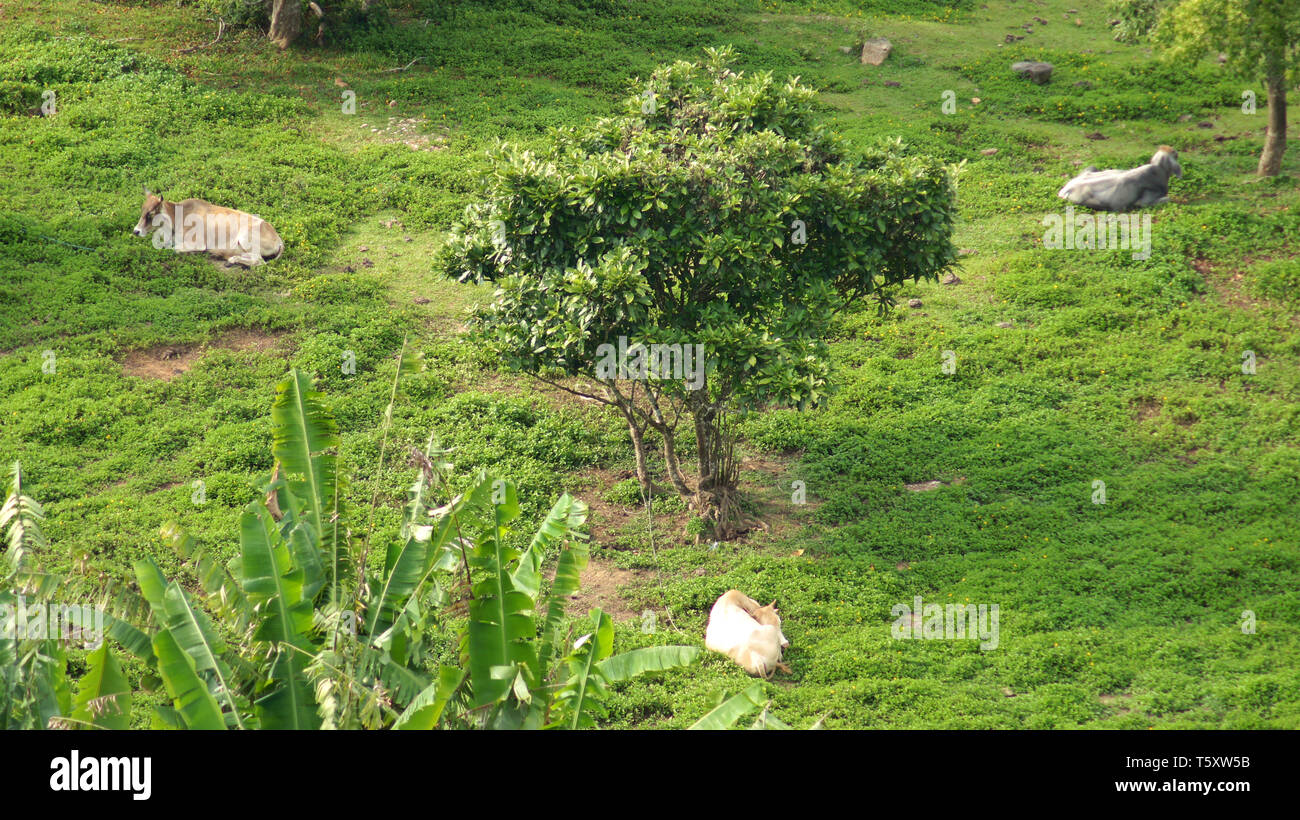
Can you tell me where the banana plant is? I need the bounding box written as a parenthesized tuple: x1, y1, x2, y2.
(0, 461, 70, 729)
(9, 361, 702, 730)
(406, 484, 702, 729)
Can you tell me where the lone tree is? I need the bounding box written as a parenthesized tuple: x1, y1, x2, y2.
(1153, 0, 1300, 176)
(440, 48, 958, 539)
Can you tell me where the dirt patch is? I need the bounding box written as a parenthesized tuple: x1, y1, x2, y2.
(121, 328, 289, 381)
(1131, 397, 1162, 421)
(578, 466, 665, 550)
(563, 559, 648, 622)
(575, 453, 812, 551)
(1099, 693, 1136, 715)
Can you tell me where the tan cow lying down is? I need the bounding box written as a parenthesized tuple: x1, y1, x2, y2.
(132, 189, 283, 267)
(704, 590, 791, 678)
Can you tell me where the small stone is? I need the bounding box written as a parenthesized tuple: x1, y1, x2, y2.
(1011, 60, 1053, 84)
(358, 246, 368, 252)
(860, 37, 893, 66)
(1002, 687, 1016, 697)
(981, 148, 999, 156)
(838, 46, 854, 55)
(957, 248, 977, 257)
(1198, 121, 1213, 128)
(942, 272, 963, 285)
(414, 296, 431, 304)
(1074, 19, 1082, 26)
(996, 321, 1014, 329)
(971, 97, 981, 104)
(884, 80, 902, 87)
(907, 298, 923, 308)
(1085, 131, 1107, 140)
(403, 236, 413, 242)
(1177, 114, 1193, 122)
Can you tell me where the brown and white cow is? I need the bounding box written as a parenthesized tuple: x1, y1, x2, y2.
(133, 189, 283, 267)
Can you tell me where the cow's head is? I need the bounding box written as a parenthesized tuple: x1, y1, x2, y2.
(752, 601, 790, 649)
(1153, 146, 1182, 179)
(133, 188, 165, 237)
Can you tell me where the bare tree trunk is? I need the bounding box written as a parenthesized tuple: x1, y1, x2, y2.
(644, 385, 692, 499)
(606, 383, 652, 497)
(268, 0, 302, 49)
(1258, 74, 1286, 177)
(660, 426, 692, 498)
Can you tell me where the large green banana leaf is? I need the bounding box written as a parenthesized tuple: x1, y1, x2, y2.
(70, 642, 131, 730)
(152, 629, 226, 730)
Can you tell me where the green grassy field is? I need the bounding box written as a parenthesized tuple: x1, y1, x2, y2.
(1, 0, 1297, 728)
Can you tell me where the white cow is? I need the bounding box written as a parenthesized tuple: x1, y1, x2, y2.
(1058, 146, 1183, 212)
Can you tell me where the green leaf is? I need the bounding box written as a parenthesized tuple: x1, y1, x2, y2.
(596, 645, 700, 682)
(271, 369, 343, 598)
(238, 502, 319, 729)
(688, 684, 766, 730)
(70, 643, 131, 730)
(152, 630, 226, 731)
(156, 581, 244, 728)
(393, 666, 466, 730)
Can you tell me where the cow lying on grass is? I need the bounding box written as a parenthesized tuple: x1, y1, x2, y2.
(132, 189, 283, 267)
(705, 590, 791, 677)
(1057, 146, 1183, 212)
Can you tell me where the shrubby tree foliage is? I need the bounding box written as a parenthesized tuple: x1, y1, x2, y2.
(1108, 0, 1168, 43)
(1153, 0, 1300, 176)
(441, 48, 958, 539)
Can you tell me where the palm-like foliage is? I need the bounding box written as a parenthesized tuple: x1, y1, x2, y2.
(109, 367, 697, 729)
(3, 360, 703, 730)
(0, 462, 70, 729)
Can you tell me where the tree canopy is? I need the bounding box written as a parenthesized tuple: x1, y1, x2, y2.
(440, 47, 959, 537)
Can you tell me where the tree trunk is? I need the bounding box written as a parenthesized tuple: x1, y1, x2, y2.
(1258, 75, 1286, 177)
(690, 396, 743, 540)
(268, 0, 302, 50)
(660, 426, 692, 499)
(617, 404, 653, 497)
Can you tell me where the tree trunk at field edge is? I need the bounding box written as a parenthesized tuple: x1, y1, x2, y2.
(268, 0, 302, 49)
(1258, 75, 1287, 177)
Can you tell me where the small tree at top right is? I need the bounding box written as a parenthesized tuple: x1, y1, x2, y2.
(1154, 0, 1300, 176)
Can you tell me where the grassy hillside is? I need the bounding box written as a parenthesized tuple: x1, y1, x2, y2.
(1, 0, 1297, 728)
